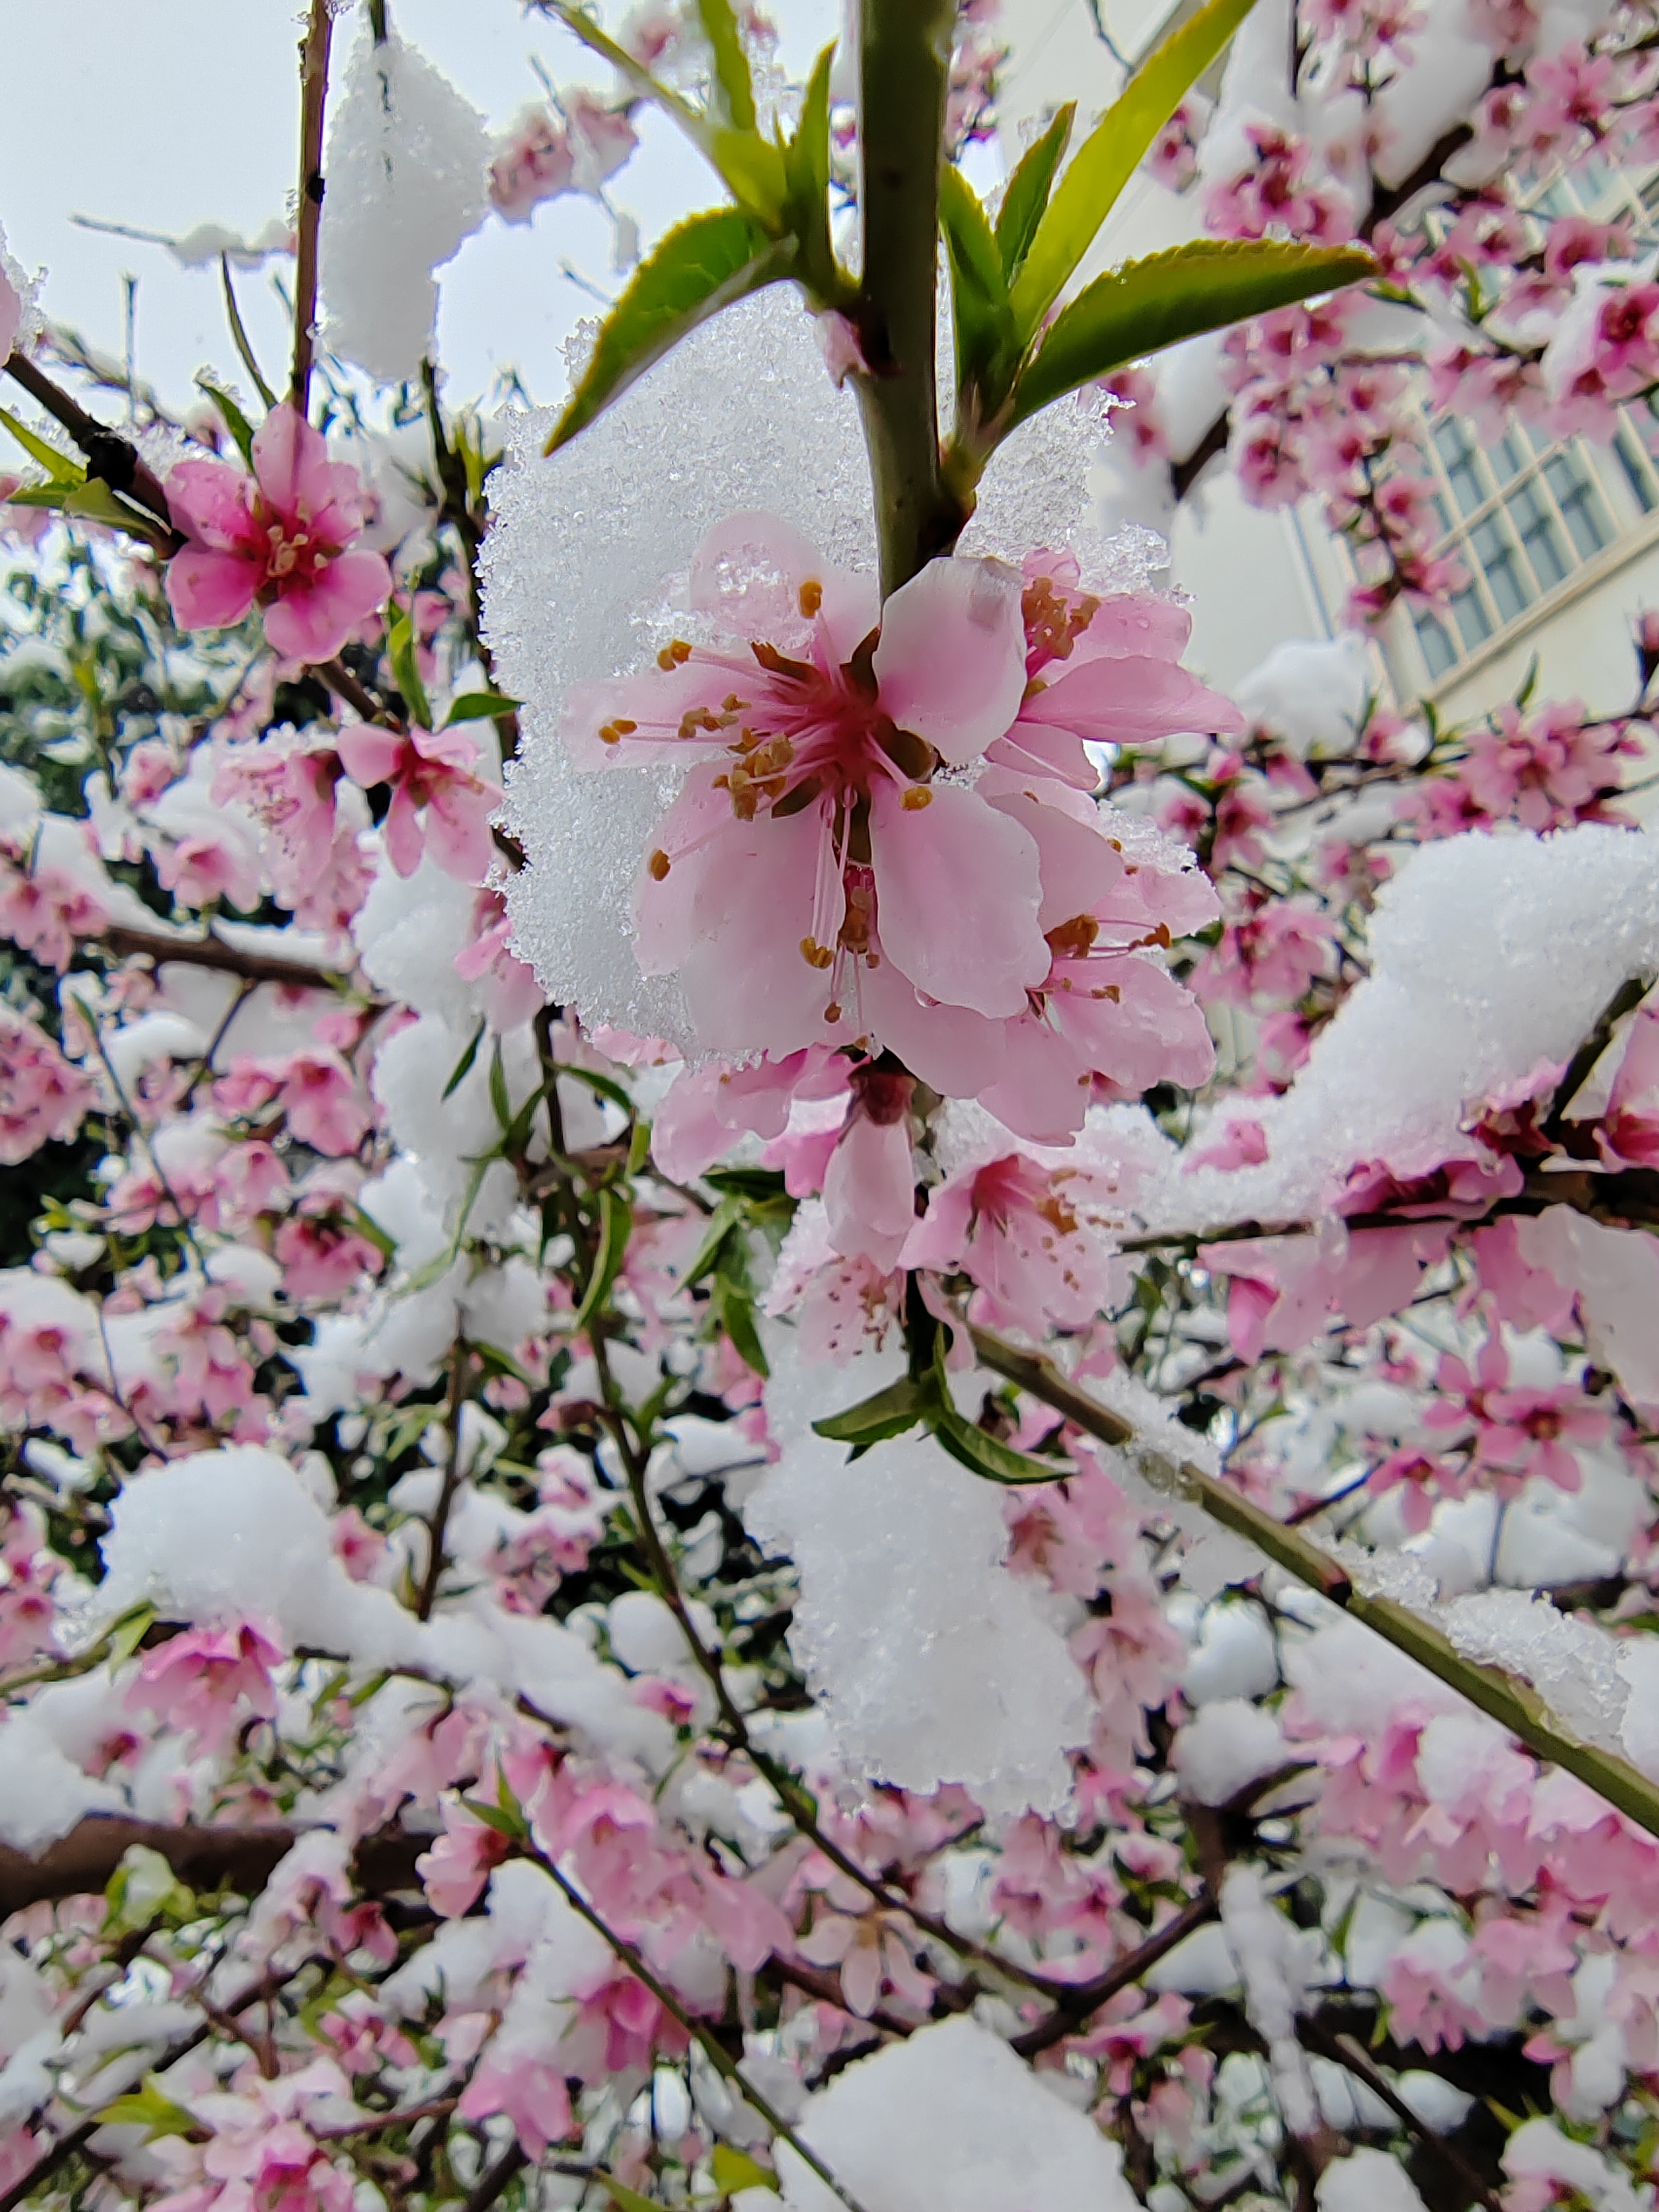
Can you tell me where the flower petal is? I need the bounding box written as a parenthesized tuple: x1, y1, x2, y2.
(872, 556, 1028, 764)
(868, 780, 1046, 1017)
(166, 460, 258, 551)
(252, 403, 335, 518)
(264, 550, 391, 663)
(165, 545, 259, 633)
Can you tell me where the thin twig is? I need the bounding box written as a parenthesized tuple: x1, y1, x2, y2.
(291, 0, 334, 415)
(417, 1343, 471, 1621)
(3, 348, 177, 539)
(525, 1845, 872, 2212)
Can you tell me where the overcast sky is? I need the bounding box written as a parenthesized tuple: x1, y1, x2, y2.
(0, 0, 842, 416)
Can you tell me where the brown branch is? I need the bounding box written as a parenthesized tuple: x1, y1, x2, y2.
(1009, 1887, 1219, 2056)
(416, 1343, 471, 1621)
(1297, 2017, 1503, 2212)
(3, 349, 179, 543)
(0, 1817, 424, 1921)
(291, 0, 335, 415)
(94, 922, 362, 995)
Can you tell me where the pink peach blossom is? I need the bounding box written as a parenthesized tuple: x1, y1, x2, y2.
(165, 406, 392, 663)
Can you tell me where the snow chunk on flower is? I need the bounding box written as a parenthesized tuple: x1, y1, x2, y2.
(779, 2015, 1138, 2212)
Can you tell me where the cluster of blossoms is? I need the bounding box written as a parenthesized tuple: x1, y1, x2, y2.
(6, 5, 1659, 2212)
(1104, 0, 1659, 633)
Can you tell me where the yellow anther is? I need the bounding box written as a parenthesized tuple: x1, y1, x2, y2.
(900, 785, 932, 810)
(799, 579, 824, 618)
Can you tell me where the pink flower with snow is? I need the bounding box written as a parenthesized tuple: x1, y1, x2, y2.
(0, 1009, 93, 1165)
(567, 519, 1237, 1109)
(822, 1065, 915, 1272)
(902, 1142, 1125, 1330)
(416, 1798, 511, 1918)
(336, 723, 501, 884)
(0, 852, 109, 971)
(130, 1618, 283, 1754)
(458, 2053, 574, 2156)
(165, 406, 392, 663)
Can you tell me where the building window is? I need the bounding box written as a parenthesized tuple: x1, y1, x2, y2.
(1408, 418, 1622, 684)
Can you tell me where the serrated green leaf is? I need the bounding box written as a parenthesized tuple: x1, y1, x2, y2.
(996, 103, 1075, 278)
(548, 208, 793, 452)
(680, 1193, 745, 1291)
(386, 606, 432, 729)
(1011, 238, 1375, 427)
(711, 2145, 778, 2195)
(442, 1018, 487, 1102)
(442, 691, 522, 727)
(195, 376, 255, 468)
(1010, 0, 1262, 341)
(0, 405, 83, 484)
(572, 1184, 633, 1334)
(698, 0, 757, 131)
(940, 164, 1017, 414)
(812, 1374, 932, 1448)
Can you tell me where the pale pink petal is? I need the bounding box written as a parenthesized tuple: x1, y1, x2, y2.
(335, 727, 406, 787)
(251, 402, 334, 518)
(867, 780, 1046, 1017)
(1022, 653, 1244, 748)
(562, 662, 741, 770)
(381, 784, 426, 878)
(166, 545, 259, 632)
(899, 1175, 977, 1272)
(824, 1114, 914, 1272)
(1068, 592, 1193, 665)
(264, 549, 391, 662)
(690, 511, 822, 632)
(977, 1014, 1094, 1142)
(0, 269, 19, 362)
(986, 787, 1125, 929)
(166, 459, 259, 551)
(873, 556, 1028, 765)
(861, 956, 1007, 1097)
(424, 785, 498, 884)
(677, 805, 841, 1058)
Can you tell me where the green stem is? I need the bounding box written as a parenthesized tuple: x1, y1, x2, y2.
(851, 0, 965, 594)
(969, 1326, 1659, 1845)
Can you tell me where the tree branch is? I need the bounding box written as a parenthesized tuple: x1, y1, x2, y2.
(968, 1326, 1659, 1845)
(91, 922, 364, 995)
(291, 0, 335, 416)
(3, 349, 178, 543)
(0, 1817, 425, 1920)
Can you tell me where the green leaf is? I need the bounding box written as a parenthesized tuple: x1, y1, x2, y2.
(195, 374, 256, 468)
(783, 44, 838, 300)
(457, 1795, 529, 1842)
(0, 405, 82, 484)
(487, 1038, 512, 1135)
(572, 1184, 633, 1334)
(63, 478, 163, 534)
(698, 0, 757, 131)
(442, 1018, 487, 1102)
(548, 208, 793, 452)
(812, 1374, 933, 1449)
(0, 481, 72, 511)
(702, 1166, 791, 1203)
(995, 103, 1075, 279)
(107, 1601, 157, 1668)
(711, 2146, 778, 2196)
(551, 1061, 636, 1118)
(386, 605, 432, 729)
(94, 2077, 201, 2142)
(542, 2, 786, 226)
(442, 690, 522, 727)
(713, 1271, 768, 1378)
(1010, 0, 1262, 341)
(679, 1193, 745, 1291)
(1011, 238, 1375, 427)
(932, 1396, 1064, 1485)
(596, 2175, 663, 2212)
(940, 165, 1016, 412)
